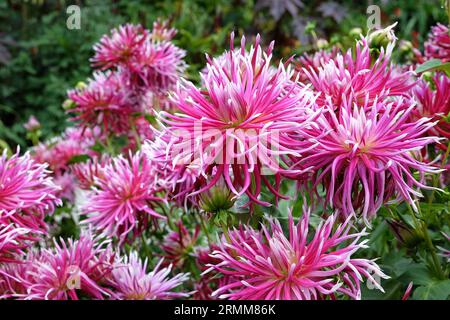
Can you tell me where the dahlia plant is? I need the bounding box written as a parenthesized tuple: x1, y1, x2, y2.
(1, 16, 449, 302)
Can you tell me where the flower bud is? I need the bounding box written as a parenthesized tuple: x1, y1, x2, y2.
(23, 115, 41, 131)
(316, 38, 329, 50)
(349, 27, 363, 38)
(62, 98, 76, 110)
(368, 23, 397, 50)
(75, 81, 87, 90)
(198, 178, 235, 214)
(387, 218, 422, 248)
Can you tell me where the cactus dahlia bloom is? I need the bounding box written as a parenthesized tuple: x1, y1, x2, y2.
(295, 47, 340, 83)
(71, 157, 110, 190)
(424, 23, 450, 62)
(109, 252, 190, 300)
(91, 24, 147, 69)
(67, 71, 134, 134)
(161, 221, 200, 268)
(161, 33, 319, 206)
(16, 234, 114, 300)
(412, 73, 450, 139)
(304, 36, 414, 108)
(0, 149, 61, 232)
(83, 152, 165, 243)
(206, 208, 388, 300)
(142, 133, 201, 207)
(300, 97, 440, 222)
(0, 257, 34, 298)
(0, 224, 31, 263)
(132, 37, 186, 95)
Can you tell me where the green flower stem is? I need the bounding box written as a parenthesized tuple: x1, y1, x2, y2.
(405, 202, 445, 279)
(196, 212, 212, 245)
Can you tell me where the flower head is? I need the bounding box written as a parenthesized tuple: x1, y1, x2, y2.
(207, 207, 388, 300)
(304, 36, 414, 107)
(91, 24, 147, 69)
(16, 233, 114, 300)
(425, 23, 450, 62)
(162, 33, 318, 206)
(161, 221, 200, 268)
(299, 97, 440, 222)
(0, 149, 61, 232)
(83, 152, 165, 242)
(0, 224, 31, 263)
(71, 157, 110, 190)
(67, 71, 134, 134)
(412, 73, 450, 139)
(109, 251, 190, 300)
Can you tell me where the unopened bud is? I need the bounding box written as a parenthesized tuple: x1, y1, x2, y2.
(75, 81, 87, 90)
(368, 23, 397, 49)
(62, 99, 76, 110)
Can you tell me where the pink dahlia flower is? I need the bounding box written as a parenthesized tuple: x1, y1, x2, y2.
(83, 152, 165, 243)
(412, 73, 450, 139)
(131, 39, 186, 94)
(32, 127, 99, 174)
(0, 149, 61, 232)
(17, 234, 113, 300)
(142, 133, 201, 207)
(161, 33, 319, 206)
(206, 207, 388, 300)
(299, 96, 440, 222)
(67, 71, 134, 134)
(0, 258, 34, 298)
(71, 157, 109, 190)
(91, 24, 147, 69)
(304, 36, 414, 107)
(295, 47, 340, 83)
(0, 224, 31, 263)
(424, 23, 450, 62)
(109, 252, 190, 300)
(161, 221, 200, 268)
(150, 19, 177, 42)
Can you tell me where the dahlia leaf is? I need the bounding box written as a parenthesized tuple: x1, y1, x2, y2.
(415, 59, 450, 76)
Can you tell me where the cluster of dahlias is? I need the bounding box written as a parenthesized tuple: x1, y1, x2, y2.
(67, 21, 186, 140)
(1, 19, 449, 301)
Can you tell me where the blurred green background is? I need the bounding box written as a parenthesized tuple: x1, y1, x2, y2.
(0, 0, 446, 147)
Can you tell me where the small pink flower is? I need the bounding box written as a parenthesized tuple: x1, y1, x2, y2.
(83, 152, 165, 243)
(304, 36, 415, 107)
(295, 47, 340, 83)
(71, 157, 110, 190)
(161, 221, 200, 268)
(424, 23, 450, 62)
(412, 73, 450, 139)
(0, 149, 61, 233)
(67, 71, 134, 135)
(0, 224, 31, 264)
(23, 115, 40, 131)
(109, 251, 190, 300)
(206, 207, 388, 300)
(91, 24, 147, 69)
